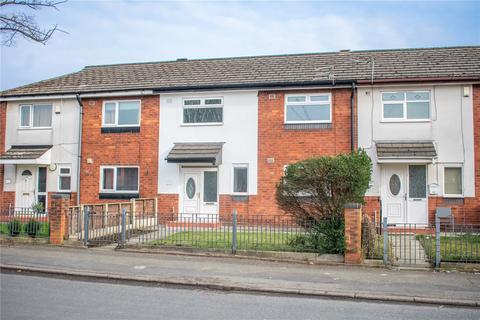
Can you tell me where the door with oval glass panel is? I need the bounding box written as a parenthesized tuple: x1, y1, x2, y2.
(182, 173, 200, 214)
(381, 165, 407, 224)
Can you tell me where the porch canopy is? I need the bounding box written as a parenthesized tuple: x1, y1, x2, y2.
(0, 145, 52, 165)
(166, 142, 224, 165)
(376, 141, 437, 163)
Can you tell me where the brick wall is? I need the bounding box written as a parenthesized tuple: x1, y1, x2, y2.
(157, 194, 179, 215)
(253, 89, 354, 215)
(80, 96, 159, 204)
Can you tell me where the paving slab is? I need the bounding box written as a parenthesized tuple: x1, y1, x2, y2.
(0, 245, 479, 306)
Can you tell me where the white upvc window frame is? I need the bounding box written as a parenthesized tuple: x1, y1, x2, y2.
(443, 166, 464, 198)
(182, 97, 224, 126)
(19, 104, 53, 129)
(284, 93, 332, 124)
(232, 163, 249, 195)
(381, 90, 431, 122)
(102, 100, 141, 127)
(58, 166, 72, 192)
(99, 165, 140, 193)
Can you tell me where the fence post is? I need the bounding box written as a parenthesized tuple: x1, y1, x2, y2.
(49, 194, 69, 245)
(435, 214, 441, 268)
(83, 207, 89, 246)
(154, 197, 158, 226)
(383, 217, 389, 266)
(344, 203, 362, 264)
(119, 207, 127, 247)
(131, 198, 136, 228)
(232, 209, 237, 254)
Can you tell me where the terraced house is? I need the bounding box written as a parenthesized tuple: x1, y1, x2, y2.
(1, 46, 479, 225)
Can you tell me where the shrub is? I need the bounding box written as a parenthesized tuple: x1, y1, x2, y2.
(25, 219, 41, 237)
(276, 150, 372, 254)
(7, 220, 23, 236)
(289, 217, 345, 254)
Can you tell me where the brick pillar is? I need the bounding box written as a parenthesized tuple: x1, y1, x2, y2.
(49, 194, 69, 245)
(344, 203, 363, 264)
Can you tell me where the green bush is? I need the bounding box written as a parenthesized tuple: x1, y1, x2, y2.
(276, 150, 372, 254)
(25, 219, 41, 237)
(288, 217, 345, 254)
(7, 220, 22, 236)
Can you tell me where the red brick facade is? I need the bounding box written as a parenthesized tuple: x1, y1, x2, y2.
(252, 89, 354, 215)
(80, 96, 159, 204)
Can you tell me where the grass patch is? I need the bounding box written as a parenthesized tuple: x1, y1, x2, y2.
(417, 234, 480, 263)
(149, 231, 312, 252)
(0, 222, 49, 238)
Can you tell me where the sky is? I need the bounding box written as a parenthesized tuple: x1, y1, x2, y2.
(1, 0, 479, 91)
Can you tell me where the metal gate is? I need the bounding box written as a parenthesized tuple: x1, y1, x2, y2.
(68, 208, 128, 247)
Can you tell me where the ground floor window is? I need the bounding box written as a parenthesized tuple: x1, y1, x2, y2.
(58, 166, 71, 191)
(100, 166, 139, 193)
(444, 167, 463, 197)
(233, 164, 248, 194)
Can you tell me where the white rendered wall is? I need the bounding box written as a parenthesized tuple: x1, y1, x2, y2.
(158, 91, 258, 196)
(357, 84, 475, 197)
(3, 99, 80, 193)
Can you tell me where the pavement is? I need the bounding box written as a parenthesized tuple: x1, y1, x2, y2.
(1, 245, 479, 308)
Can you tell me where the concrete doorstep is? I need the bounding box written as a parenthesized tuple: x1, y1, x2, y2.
(1, 263, 478, 308)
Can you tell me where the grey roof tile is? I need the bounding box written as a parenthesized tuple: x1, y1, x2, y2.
(2, 46, 479, 97)
(376, 141, 437, 158)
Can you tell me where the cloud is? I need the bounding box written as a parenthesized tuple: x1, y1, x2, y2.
(1, 0, 476, 90)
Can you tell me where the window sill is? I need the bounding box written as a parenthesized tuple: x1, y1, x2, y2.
(442, 195, 464, 199)
(380, 120, 431, 123)
(180, 123, 223, 127)
(99, 193, 139, 199)
(284, 123, 332, 130)
(17, 127, 53, 131)
(232, 195, 249, 202)
(101, 126, 140, 133)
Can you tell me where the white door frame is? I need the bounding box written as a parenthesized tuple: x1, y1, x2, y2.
(381, 164, 428, 225)
(15, 165, 37, 209)
(179, 166, 219, 217)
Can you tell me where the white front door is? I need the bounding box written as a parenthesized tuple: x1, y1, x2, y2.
(16, 167, 36, 209)
(181, 168, 219, 216)
(382, 165, 406, 224)
(182, 172, 200, 214)
(382, 164, 428, 225)
(406, 165, 428, 225)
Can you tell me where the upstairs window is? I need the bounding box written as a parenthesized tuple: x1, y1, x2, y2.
(183, 97, 223, 124)
(19, 104, 52, 128)
(100, 166, 139, 193)
(102, 101, 140, 127)
(284, 94, 331, 124)
(382, 91, 430, 121)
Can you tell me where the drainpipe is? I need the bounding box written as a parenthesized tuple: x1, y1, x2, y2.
(350, 82, 356, 153)
(75, 94, 83, 205)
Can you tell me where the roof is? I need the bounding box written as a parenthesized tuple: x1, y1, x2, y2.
(2, 46, 480, 97)
(376, 142, 437, 159)
(165, 142, 224, 165)
(0, 145, 52, 163)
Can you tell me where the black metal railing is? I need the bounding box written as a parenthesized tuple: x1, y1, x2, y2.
(0, 209, 49, 238)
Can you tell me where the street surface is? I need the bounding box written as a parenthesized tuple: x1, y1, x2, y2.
(2, 273, 479, 320)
